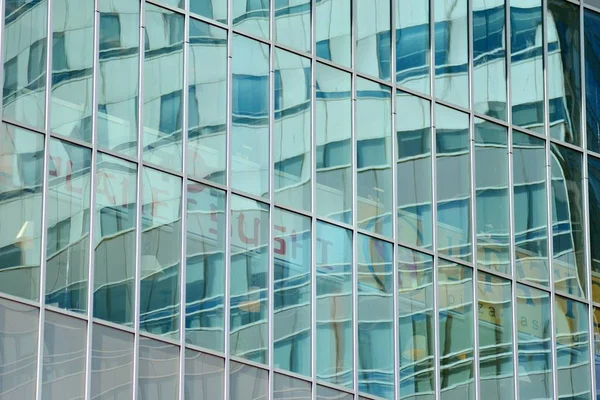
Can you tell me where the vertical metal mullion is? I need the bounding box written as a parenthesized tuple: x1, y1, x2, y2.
(350, 0, 358, 395)
(0, 0, 6, 113)
(268, 0, 275, 396)
(310, 0, 317, 395)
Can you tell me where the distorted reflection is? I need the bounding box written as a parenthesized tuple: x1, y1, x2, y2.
(184, 350, 224, 399)
(593, 308, 600, 400)
(356, 0, 390, 80)
(273, 374, 311, 400)
(91, 324, 134, 399)
(275, 0, 310, 53)
(190, 0, 227, 24)
(588, 156, 600, 303)
(316, 385, 354, 400)
(315, 0, 351, 67)
(230, 361, 268, 400)
(232, 0, 269, 39)
(585, 9, 600, 153)
(138, 338, 180, 400)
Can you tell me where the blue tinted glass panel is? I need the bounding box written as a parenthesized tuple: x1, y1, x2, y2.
(316, 0, 350, 67)
(190, 0, 227, 23)
(275, 0, 310, 53)
(589, 155, 600, 303)
(586, 9, 600, 154)
(232, 0, 269, 39)
(395, 0, 430, 94)
(356, 0, 390, 80)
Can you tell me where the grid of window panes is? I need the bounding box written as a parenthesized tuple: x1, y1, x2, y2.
(3, 0, 600, 399)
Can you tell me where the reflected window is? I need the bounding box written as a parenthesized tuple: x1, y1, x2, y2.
(99, 13, 120, 50)
(395, 0, 430, 94)
(356, 0, 390, 80)
(232, 0, 269, 39)
(585, 9, 600, 154)
(191, 0, 227, 23)
(588, 156, 600, 303)
(316, 0, 350, 67)
(275, 0, 310, 53)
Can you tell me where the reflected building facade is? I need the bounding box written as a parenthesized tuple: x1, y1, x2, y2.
(1, 0, 600, 399)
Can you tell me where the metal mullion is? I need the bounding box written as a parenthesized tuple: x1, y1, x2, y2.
(188, 10, 229, 30)
(548, 136, 585, 153)
(0, 0, 6, 115)
(268, 0, 275, 394)
(350, 0, 358, 394)
(0, 292, 42, 309)
(0, 118, 47, 136)
(310, 0, 317, 394)
(145, 0, 183, 13)
(91, 317, 136, 334)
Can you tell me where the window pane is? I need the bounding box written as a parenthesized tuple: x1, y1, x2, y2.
(42, 311, 86, 400)
(0, 123, 44, 301)
(513, 131, 548, 286)
(190, 0, 226, 23)
(273, 208, 311, 376)
(316, 385, 353, 400)
(475, 119, 509, 274)
(274, 50, 311, 212)
(555, 297, 590, 399)
(143, 4, 184, 171)
(45, 138, 92, 313)
(138, 338, 180, 400)
(140, 168, 181, 338)
(50, 0, 94, 142)
(155, 0, 184, 9)
(434, 0, 468, 108)
(316, 221, 353, 388)
(93, 154, 137, 326)
(585, 9, 600, 154)
(551, 145, 585, 298)
(230, 195, 269, 364)
(395, 0, 429, 95)
(97, 0, 139, 157)
(593, 307, 600, 400)
(232, 0, 269, 39)
(589, 155, 600, 303)
(230, 361, 268, 400)
(356, 0, 390, 80)
(0, 298, 38, 399)
(438, 261, 474, 400)
(510, 0, 544, 133)
(315, 63, 352, 225)
(184, 349, 224, 399)
(436, 104, 471, 261)
(315, 0, 350, 67)
(396, 91, 432, 249)
(186, 181, 225, 352)
(2, 0, 47, 128)
(275, 0, 310, 53)
(397, 247, 434, 400)
(356, 78, 392, 238)
(231, 34, 270, 198)
(516, 284, 552, 399)
(187, 19, 227, 185)
(91, 324, 134, 400)
(477, 272, 514, 399)
(273, 374, 311, 399)
(547, 0, 581, 146)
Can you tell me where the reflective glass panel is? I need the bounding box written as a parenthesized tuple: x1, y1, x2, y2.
(357, 234, 393, 398)
(97, 0, 139, 157)
(397, 247, 434, 400)
(0, 298, 38, 399)
(231, 34, 270, 198)
(230, 361, 268, 400)
(550, 144, 585, 298)
(186, 182, 225, 352)
(395, 0, 430, 95)
(593, 307, 600, 400)
(184, 349, 224, 399)
(316, 221, 353, 388)
(585, 9, 600, 154)
(94, 154, 137, 326)
(396, 91, 432, 249)
(138, 338, 179, 400)
(91, 324, 134, 400)
(230, 195, 269, 364)
(0, 123, 44, 301)
(274, 49, 312, 212)
(356, 78, 392, 238)
(50, 0, 94, 142)
(315, 0, 350, 67)
(188, 19, 227, 185)
(510, 0, 544, 133)
(547, 0, 581, 146)
(436, 104, 471, 261)
(438, 260, 474, 400)
(140, 168, 181, 338)
(2, 0, 47, 129)
(589, 155, 600, 303)
(273, 208, 311, 376)
(555, 296, 591, 399)
(513, 131, 549, 287)
(586, 0, 600, 7)
(232, 0, 269, 39)
(316, 386, 353, 400)
(155, 0, 184, 9)
(275, 0, 310, 53)
(475, 119, 509, 274)
(356, 0, 390, 80)
(315, 63, 352, 225)
(473, 0, 506, 120)
(273, 374, 311, 399)
(42, 311, 86, 400)
(434, 0, 468, 108)
(477, 272, 514, 399)
(143, 4, 184, 171)
(516, 284, 552, 399)
(45, 138, 91, 313)
(190, 0, 226, 23)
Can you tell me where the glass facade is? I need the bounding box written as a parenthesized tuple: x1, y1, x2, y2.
(1, 0, 600, 399)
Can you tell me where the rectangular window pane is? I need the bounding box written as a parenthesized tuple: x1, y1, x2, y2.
(186, 181, 225, 352)
(316, 221, 353, 388)
(140, 168, 181, 338)
(91, 324, 134, 400)
(356, 78, 393, 238)
(315, 63, 352, 225)
(94, 154, 137, 326)
(232, 0, 269, 39)
(593, 307, 600, 400)
(143, 4, 184, 171)
(315, 0, 350, 67)
(187, 19, 227, 185)
(190, 0, 227, 24)
(45, 138, 92, 313)
(273, 208, 311, 376)
(0, 123, 44, 301)
(316, 385, 353, 400)
(273, 373, 311, 399)
(356, 0, 390, 80)
(357, 234, 393, 398)
(274, 50, 311, 212)
(138, 338, 179, 399)
(231, 34, 270, 198)
(274, 0, 310, 53)
(230, 195, 269, 364)
(396, 91, 432, 249)
(184, 349, 224, 399)
(585, 9, 600, 154)
(2, 0, 47, 129)
(230, 361, 268, 400)
(97, 0, 139, 157)
(589, 155, 600, 303)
